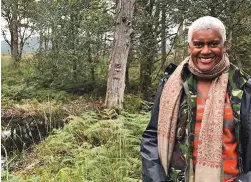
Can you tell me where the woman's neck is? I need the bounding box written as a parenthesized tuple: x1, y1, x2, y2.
(197, 79, 212, 100)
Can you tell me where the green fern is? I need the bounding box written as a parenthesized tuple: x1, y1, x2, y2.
(6, 111, 150, 182)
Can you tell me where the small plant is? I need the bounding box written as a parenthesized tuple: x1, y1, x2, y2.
(124, 95, 153, 113)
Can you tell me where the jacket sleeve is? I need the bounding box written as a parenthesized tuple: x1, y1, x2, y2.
(241, 78, 251, 173)
(140, 63, 177, 182)
(140, 82, 168, 182)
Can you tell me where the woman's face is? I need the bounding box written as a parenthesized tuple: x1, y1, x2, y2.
(188, 29, 226, 72)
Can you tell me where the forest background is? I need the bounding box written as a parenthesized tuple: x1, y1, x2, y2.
(1, 0, 251, 181)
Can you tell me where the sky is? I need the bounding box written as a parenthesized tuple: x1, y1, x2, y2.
(1, 17, 10, 41)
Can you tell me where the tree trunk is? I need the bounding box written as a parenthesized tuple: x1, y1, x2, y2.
(70, 12, 77, 80)
(87, 34, 95, 82)
(161, 1, 167, 65)
(125, 47, 132, 89)
(139, 0, 158, 100)
(39, 30, 43, 52)
(105, 0, 135, 109)
(11, 1, 19, 63)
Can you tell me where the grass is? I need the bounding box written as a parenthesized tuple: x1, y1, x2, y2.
(1, 54, 11, 66)
(2, 111, 149, 182)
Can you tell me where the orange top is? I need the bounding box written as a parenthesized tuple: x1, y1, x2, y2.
(193, 93, 239, 182)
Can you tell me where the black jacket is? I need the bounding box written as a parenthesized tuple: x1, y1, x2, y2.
(140, 64, 251, 182)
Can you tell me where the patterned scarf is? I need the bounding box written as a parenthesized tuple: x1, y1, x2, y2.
(158, 54, 230, 181)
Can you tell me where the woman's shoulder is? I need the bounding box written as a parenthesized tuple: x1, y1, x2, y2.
(229, 63, 250, 90)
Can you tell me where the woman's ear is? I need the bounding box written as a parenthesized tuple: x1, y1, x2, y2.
(188, 43, 191, 54)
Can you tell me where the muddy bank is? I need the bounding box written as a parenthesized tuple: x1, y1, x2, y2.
(1, 106, 68, 157)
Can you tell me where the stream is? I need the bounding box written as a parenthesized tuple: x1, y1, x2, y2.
(1, 109, 67, 169)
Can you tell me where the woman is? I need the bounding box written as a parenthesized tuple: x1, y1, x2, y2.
(141, 16, 251, 182)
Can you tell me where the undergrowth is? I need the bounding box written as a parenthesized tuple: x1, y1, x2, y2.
(1, 55, 152, 182)
(2, 111, 149, 182)
(1, 55, 106, 108)
(1, 55, 72, 108)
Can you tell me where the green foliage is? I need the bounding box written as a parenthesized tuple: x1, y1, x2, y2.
(8, 112, 150, 182)
(30, 52, 85, 88)
(2, 170, 26, 182)
(124, 95, 153, 113)
(29, 51, 109, 92)
(2, 84, 67, 102)
(29, 0, 113, 90)
(1, 77, 70, 108)
(1, 55, 79, 108)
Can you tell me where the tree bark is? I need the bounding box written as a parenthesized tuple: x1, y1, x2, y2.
(70, 11, 77, 80)
(161, 1, 167, 68)
(105, 0, 135, 109)
(125, 46, 133, 89)
(11, 1, 19, 63)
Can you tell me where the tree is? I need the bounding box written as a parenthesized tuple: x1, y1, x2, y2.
(1, 0, 36, 63)
(105, 0, 135, 109)
(31, 0, 113, 88)
(132, 0, 179, 99)
(138, 0, 159, 99)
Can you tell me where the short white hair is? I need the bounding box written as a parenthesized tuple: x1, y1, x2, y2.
(187, 16, 226, 44)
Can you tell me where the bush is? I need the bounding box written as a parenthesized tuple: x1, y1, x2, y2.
(124, 95, 153, 113)
(30, 52, 109, 91)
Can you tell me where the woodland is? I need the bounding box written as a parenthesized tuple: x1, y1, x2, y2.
(1, 0, 251, 181)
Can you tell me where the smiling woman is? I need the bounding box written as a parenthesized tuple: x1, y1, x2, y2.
(188, 29, 226, 72)
(141, 16, 251, 182)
